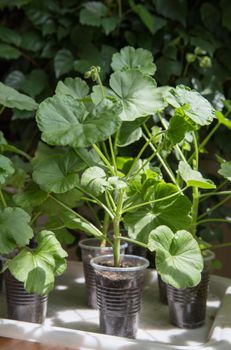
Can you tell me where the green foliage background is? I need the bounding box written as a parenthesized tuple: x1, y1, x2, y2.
(0, 0, 230, 154)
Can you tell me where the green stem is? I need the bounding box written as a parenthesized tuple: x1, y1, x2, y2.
(183, 61, 190, 77)
(49, 194, 105, 238)
(86, 202, 102, 229)
(92, 144, 116, 175)
(4, 145, 32, 161)
(75, 183, 114, 218)
(114, 130, 119, 157)
(131, 148, 158, 178)
(113, 190, 124, 267)
(31, 211, 42, 225)
(126, 137, 153, 179)
(123, 186, 188, 213)
(207, 242, 231, 250)
(198, 195, 231, 220)
(158, 113, 187, 163)
(188, 122, 221, 164)
(0, 189, 7, 208)
(197, 218, 231, 226)
(117, 0, 122, 19)
(102, 142, 111, 161)
(0, 106, 5, 114)
(102, 211, 110, 236)
(199, 190, 231, 199)
(95, 68, 105, 98)
(109, 136, 117, 175)
(199, 180, 228, 204)
(190, 132, 200, 237)
(118, 236, 148, 249)
(143, 128, 179, 189)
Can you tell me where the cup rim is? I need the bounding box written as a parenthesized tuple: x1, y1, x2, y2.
(90, 254, 149, 272)
(79, 238, 127, 251)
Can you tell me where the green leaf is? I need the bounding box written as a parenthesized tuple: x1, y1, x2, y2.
(101, 16, 118, 35)
(118, 120, 143, 147)
(166, 85, 215, 126)
(0, 82, 38, 111)
(20, 31, 44, 52)
(0, 155, 15, 185)
(55, 77, 89, 99)
(54, 49, 74, 78)
(129, 7, 166, 34)
(216, 111, 231, 129)
(109, 70, 157, 121)
(81, 166, 108, 196)
(167, 109, 196, 145)
(0, 43, 21, 59)
(221, 0, 231, 31)
(200, 3, 219, 32)
(155, 0, 187, 26)
(62, 211, 103, 238)
(80, 2, 107, 27)
(0, 26, 21, 46)
(124, 182, 192, 243)
(111, 46, 156, 75)
(179, 161, 216, 189)
(13, 183, 48, 209)
(20, 69, 48, 98)
(32, 147, 85, 193)
(148, 225, 203, 288)
(8, 230, 67, 294)
(0, 207, 33, 254)
(218, 161, 231, 181)
(36, 95, 122, 148)
(4, 70, 25, 90)
(91, 85, 116, 105)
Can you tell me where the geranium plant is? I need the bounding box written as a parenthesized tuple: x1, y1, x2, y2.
(0, 83, 67, 295)
(32, 46, 218, 289)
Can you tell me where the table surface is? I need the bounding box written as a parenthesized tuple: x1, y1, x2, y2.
(0, 337, 79, 350)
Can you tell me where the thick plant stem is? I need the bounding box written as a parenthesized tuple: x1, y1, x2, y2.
(113, 190, 124, 267)
(190, 187, 199, 237)
(101, 212, 110, 247)
(0, 189, 7, 208)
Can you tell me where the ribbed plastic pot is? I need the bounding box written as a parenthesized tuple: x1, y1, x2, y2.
(90, 254, 149, 338)
(4, 270, 48, 323)
(79, 238, 127, 309)
(158, 274, 168, 304)
(167, 250, 215, 329)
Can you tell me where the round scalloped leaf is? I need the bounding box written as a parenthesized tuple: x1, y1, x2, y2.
(0, 155, 15, 185)
(148, 225, 203, 288)
(124, 182, 192, 243)
(111, 46, 156, 75)
(166, 85, 215, 126)
(32, 147, 85, 193)
(0, 82, 37, 111)
(55, 77, 89, 100)
(109, 70, 158, 121)
(8, 230, 67, 295)
(0, 207, 33, 254)
(36, 95, 121, 148)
